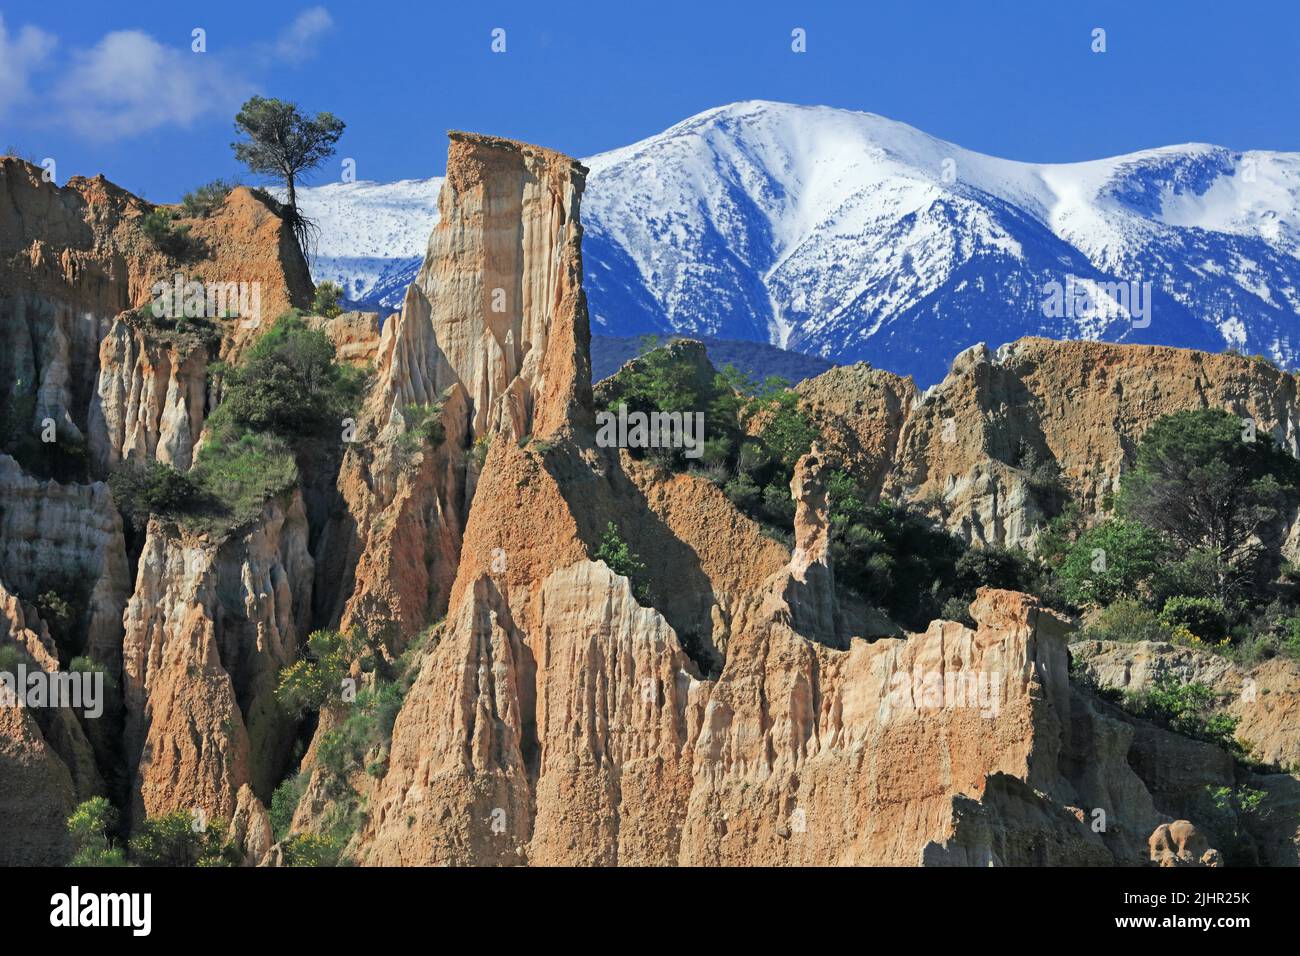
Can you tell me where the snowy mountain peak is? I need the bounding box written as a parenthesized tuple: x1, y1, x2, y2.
(290, 100, 1300, 385)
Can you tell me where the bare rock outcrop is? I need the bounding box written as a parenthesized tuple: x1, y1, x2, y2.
(229, 783, 274, 866)
(1149, 820, 1222, 867)
(1, 160, 310, 467)
(0, 703, 78, 865)
(122, 494, 312, 825)
(1072, 639, 1300, 771)
(0, 453, 130, 669)
(327, 133, 591, 642)
(801, 337, 1300, 552)
(88, 315, 209, 473)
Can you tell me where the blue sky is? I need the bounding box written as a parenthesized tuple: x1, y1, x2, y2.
(3, 0, 1298, 201)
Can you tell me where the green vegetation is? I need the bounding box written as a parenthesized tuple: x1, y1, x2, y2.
(281, 833, 341, 867)
(470, 434, 491, 470)
(1122, 677, 1240, 753)
(0, 643, 29, 673)
(597, 343, 1054, 631)
(395, 402, 446, 463)
(106, 313, 364, 538)
(1159, 596, 1230, 643)
(65, 799, 238, 867)
(1202, 784, 1269, 864)
(122, 301, 222, 354)
(218, 313, 366, 440)
(269, 774, 307, 842)
(141, 208, 195, 259)
(1056, 518, 1166, 607)
(0, 385, 90, 482)
(594, 521, 650, 605)
(6, 570, 93, 665)
(128, 810, 240, 867)
(1119, 408, 1300, 603)
(1049, 408, 1300, 666)
(109, 459, 203, 533)
(312, 280, 345, 317)
(66, 797, 127, 867)
(270, 624, 435, 865)
(275, 628, 375, 715)
(180, 179, 236, 218)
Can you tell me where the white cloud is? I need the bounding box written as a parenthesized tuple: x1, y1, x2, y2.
(2, 7, 334, 141)
(270, 7, 335, 63)
(52, 30, 252, 140)
(0, 14, 57, 119)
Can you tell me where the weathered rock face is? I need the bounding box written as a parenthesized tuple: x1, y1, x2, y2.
(328, 133, 592, 641)
(0, 703, 78, 865)
(11, 134, 1300, 870)
(1150, 820, 1222, 867)
(122, 494, 312, 825)
(88, 316, 208, 474)
(1072, 639, 1300, 772)
(1, 160, 310, 464)
(0, 159, 318, 856)
(307, 311, 382, 367)
(358, 562, 1195, 865)
(328, 136, 1287, 868)
(798, 363, 917, 500)
(799, 338, 1300, 551)
(0, 454, 130, 669)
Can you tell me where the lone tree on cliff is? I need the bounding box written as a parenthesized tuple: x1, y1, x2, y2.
(231, 96, 344, 257)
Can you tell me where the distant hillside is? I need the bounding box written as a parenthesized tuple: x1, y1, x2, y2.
(591, 334, 837, 386)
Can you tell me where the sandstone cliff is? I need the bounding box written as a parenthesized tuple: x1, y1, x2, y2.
(122, 494, 312, 826)
(803, 338, 1300, 551)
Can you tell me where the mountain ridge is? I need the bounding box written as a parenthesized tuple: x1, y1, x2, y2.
(287, 100, 1300, 385)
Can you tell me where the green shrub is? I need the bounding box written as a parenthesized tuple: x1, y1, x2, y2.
(128, 809, 239, 867)
(180, 179, 236, 218)
(69, 656, 118, 692)
(395, 402, 445, 460)
(14, 571, 92, 664)
(827, 469, 965, 631)
(275, 628, 373, 715)
(0, 643, 29, 673)
(724, 472, 761, 511)
(954, 546, 1039, 597)
(1121, 408, 1300, 603)
(1018, 440, 1067, 515)
(1123, 676, 1239, 751)
(281, 832, 341, 867)
(594, 521, 650, 604)
(141, 208, 194, 258)
(109, 459, 203, 530)
(311, 281, 345, 318)
(66, 797, 127, 868)
(189, 420, 298, 535)
(1083, 598, 1171, 644)
(1159, 595, 1230, 642)
(269, 774, 305, 842)
(470, 434, 491, 470)
(219, 313, 365, 440)
(1056, 518, 1166, 607)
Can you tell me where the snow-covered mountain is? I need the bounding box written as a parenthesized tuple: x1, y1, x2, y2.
(290, 100, 1300, 385)
(291, 176, 442, 306)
